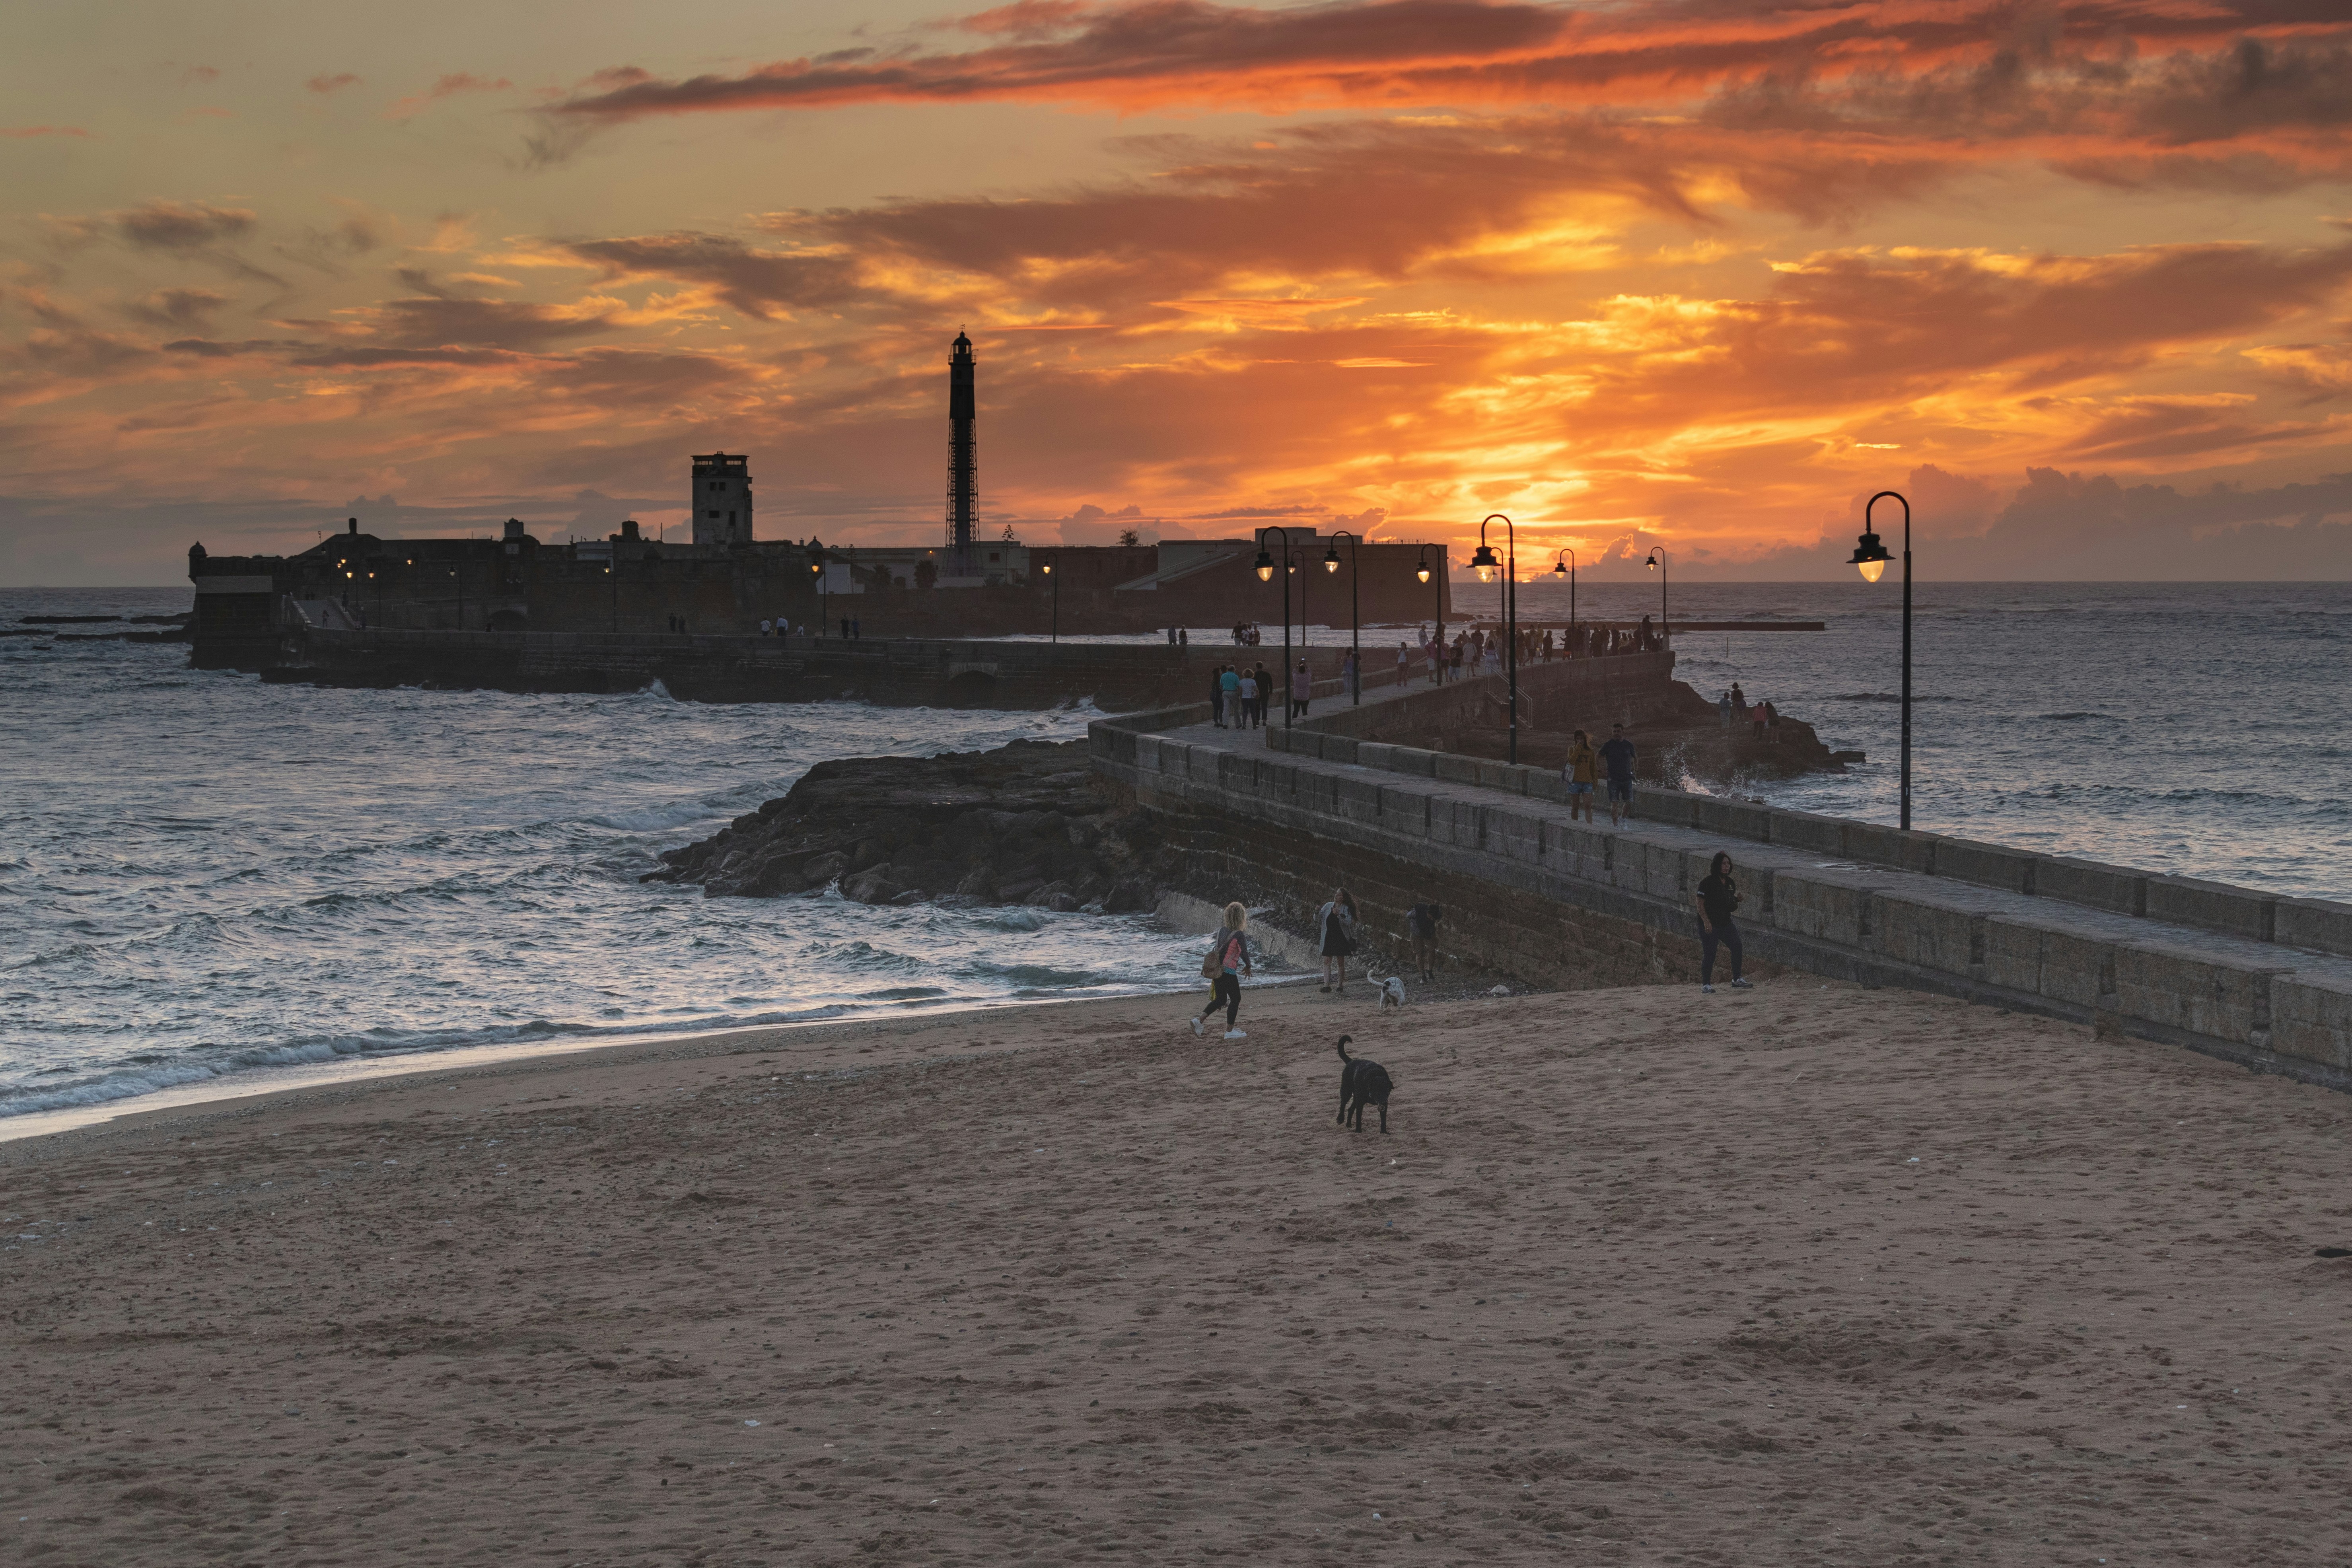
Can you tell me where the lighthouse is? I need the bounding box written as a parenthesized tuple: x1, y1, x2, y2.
(946, 331, 977, 574)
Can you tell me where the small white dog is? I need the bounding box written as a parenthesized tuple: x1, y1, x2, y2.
(1373, 974, 1407, 1010)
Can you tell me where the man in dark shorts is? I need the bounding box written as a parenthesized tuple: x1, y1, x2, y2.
(1597, 722, 1637, 825)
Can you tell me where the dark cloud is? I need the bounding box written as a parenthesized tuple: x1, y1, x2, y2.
(358, 297, 624, 350)
(306, 73, 362, 95)
(115, 201, 257, 253)
(126, 287, 229, 329)
(568, 234, 868, 319)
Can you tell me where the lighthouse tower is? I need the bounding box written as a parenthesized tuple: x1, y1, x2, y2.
(946, 331, 977, 573)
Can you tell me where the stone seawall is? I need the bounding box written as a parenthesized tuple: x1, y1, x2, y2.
(1091, 709, 2352, 1092)
(267, 626, 1362, 709)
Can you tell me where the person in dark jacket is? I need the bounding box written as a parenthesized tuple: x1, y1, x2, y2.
(1694, 850, 1751, 994)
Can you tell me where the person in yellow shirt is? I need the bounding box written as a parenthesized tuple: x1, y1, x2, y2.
(1563, 728, 1599, 823)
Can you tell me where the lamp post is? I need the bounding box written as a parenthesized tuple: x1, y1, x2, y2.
(1416, 544, 1444, 683)
(1550, 547, 1576, 652)
(1847, 489, 1914, 831)
(1644, 545, 1668, 646)
(1041, 556, 1057, 643)
(1322, 530, 1361, 703)
(807, 539, 826, 643)
(1252, 527, 1296, 732)
(1468, 513, 1517, 763)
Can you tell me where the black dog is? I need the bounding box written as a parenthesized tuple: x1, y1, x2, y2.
(1335, 1035, 1393, 1134)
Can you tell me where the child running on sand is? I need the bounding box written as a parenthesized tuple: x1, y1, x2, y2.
(1190, 903, 1255, 1039)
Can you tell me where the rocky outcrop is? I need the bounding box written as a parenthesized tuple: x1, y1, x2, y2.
(645, 738, 1178, 912)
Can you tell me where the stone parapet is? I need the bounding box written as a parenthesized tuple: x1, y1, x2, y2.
(1089, 708, 2352, 1093)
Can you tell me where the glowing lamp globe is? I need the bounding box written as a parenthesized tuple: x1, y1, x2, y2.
(1254, 550, 1275, 582)
(1469, 543, 1498, 584)
(1322, 545, 1340, 574)
(1415, 565, 1431, 584)
(1847, 528, 1891, 583)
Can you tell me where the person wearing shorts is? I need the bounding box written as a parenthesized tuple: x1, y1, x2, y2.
(1563, 728, 1599, 823)
(1598, 722, 1637, 825)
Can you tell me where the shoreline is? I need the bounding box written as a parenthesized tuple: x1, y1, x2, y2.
(0, 981, 1261, 1148)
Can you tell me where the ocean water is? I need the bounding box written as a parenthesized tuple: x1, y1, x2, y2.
(0, 588, 1210, 1128)
(6, 580, 2347, 1128)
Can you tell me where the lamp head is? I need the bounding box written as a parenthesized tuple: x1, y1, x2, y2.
(1254, 549, 1274, 583)
(1645, 550, 1659, 572)
(1322, 544, 1340, 574)
(1552, 560, 1568, 577)
(1041, 561, 1052, 575)
(1848, 527, 1891, 583)
(1416, 564, 1431, 584)
(1469, 542, 1498, 584)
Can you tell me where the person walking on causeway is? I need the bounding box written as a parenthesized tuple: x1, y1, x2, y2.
(1190, 903, 1255, 1039)
(1694, 851, 1751, 995)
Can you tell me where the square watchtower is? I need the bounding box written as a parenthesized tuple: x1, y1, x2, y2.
(691, 452, 754, 546)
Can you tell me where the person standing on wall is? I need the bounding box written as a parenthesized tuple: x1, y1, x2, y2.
(1189, 903, 1255, 1040)
(1253, 662, 1273, 728)
(1316, 887, 1358, 994)
(1694, 851, 1751, 995)
(1564, 728, 1600, 823)
(1222, 664, 1242, 727)
(1599, 721, 1637, 827)
(1237, 666, 1259, 729)
(1291, 658, 1312, 719)
(1396, 640, 1410, 689)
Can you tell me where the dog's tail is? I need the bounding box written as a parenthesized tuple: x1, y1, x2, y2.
(1335, 1034, 1353, 1062)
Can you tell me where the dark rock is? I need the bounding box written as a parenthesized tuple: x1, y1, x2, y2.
(648, 737, 1164, 916)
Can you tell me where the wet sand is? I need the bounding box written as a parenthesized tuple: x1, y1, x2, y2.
(6, 977, 2351, 1564)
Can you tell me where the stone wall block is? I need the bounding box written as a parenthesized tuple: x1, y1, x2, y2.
(1843, 821, 1906, 868)
(2270, 973, 2352, 1073)
(1434, 753, 1480, 786)
(1982, 914, 2114, 1011)
(1872, 891, 1984, 975)
(1474, 761, 1528, 794)
(1935, 837, 2038, 895)
(2276, 898, 2352, 961)
(1771, 872, 1873, 947)
(2144, 874, 2276, 944)
(1527, 772, 1568, 803)
(1322, 735, 1362, 765)
(1769, 809, 1846, 856)
(1380, 785, 1432, 838)
(2112, 940, 2286, 1045)
(1488, 809, 1545, 866)
(1356, 742, 1399, 772)
(1690, 797, 1771, 842)
(2037, 857, 2146, 916)
(1333, 774, 1384, 825)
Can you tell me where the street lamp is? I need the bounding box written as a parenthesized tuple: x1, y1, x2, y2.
(1416, 543, 1445, 683)
(1256, 527, 1298, 731)
(1550, 547, 1576, 652)
(1041, 556, 1057, 643)
(1324, 531, 1362, 703)
(1644, 545, 1670, 646)
(1847, 489, 1914, 831)
(806, 539, 826, 643)
(1468, 513, 1518, 763)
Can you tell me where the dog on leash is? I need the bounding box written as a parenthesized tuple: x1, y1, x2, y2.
(1372, 974, 1406, 1010)
(1335, 1035, 1393, 1134)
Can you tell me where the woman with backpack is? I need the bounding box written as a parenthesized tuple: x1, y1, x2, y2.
(1189, 903, 1255, 1039)
(1317, 886, 1359, 994)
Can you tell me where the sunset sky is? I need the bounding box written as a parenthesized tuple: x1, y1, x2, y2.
(5, 0, 2350, 583)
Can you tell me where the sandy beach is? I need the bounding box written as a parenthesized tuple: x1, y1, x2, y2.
(6, 977, 2351, 1565)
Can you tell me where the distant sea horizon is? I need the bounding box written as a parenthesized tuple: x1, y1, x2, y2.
(5, 579, 2346, 1130)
